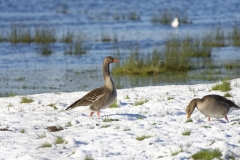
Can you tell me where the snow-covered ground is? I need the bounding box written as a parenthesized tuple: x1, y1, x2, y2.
(1, 79, 240, 160)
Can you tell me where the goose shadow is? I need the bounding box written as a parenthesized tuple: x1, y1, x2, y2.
(103, 113, 147, 121)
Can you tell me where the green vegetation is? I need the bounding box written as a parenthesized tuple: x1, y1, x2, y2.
(202, 27, 226, 47)
(100, 124, 111, 128)
(48, 103, 58, 110)
(212, 80, 231, 92)
(20, 97, 34, 103)
(55, 136, 65, 144)
(39, 142, 52, 148)
(109, 100, 119, 108)
(61, 31, 74, 43)
(192, 149, 222, 160)
(65, 121, 72, 127)
(64, 36, 86, 55)
(171, 147, 183, 156)
(136, 135, 151, 141)
(230, 25, 240, 46)
(36, 133, 46, 139)
(151, 11, 191, 24)
(182, 130, 191, 136)
(113, 36, 211, 75)
(36, 43, 52, 56)
(224, 92, 232, 97)
(185, 119, 193, 123)
(34, 26, 56, 43)
(9, 24, 32, 43)
(134, 98, 148, 106)
(84, 155, 94, 160)
(20, 128, 25, 133)
(151, 11, 173, 24)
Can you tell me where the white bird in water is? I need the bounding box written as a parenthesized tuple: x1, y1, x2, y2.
(171, 17, 179, 28)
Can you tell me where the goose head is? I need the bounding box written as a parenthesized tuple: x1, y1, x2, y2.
(185, 99, 197, 118)
(104, 56, 119, 64)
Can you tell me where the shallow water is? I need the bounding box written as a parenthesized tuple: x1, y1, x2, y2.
(0, 0, 240, 96)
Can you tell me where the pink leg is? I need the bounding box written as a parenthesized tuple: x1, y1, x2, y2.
(208, 117, 210, 121)
(97, 112, 101, 118)
(224, 116, 229, 123)
(90, 112, 94, 117)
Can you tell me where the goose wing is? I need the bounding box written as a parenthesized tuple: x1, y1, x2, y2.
(65, 87, 104, 110)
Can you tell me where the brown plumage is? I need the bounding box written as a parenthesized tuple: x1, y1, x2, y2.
(65, 56, 119, 118)
(185, 94, 239, 122)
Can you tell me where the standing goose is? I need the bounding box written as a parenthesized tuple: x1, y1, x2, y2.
(185, 94, 240, 122)
(65, 56, 119, 118)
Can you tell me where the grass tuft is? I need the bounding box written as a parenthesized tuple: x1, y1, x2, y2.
(230, 25, 240, 46)
(36, 133, 46, 139)
(65, 121, 72, 127)
(55, 136, 64, 144)
(20, 97, 34, 103)
(109, 100, 119, 108)
(134, 98, 148, 106)
(20, 128, 25, 133)
(182, 130, 191, 136)
(192, 149, 222, 160)
(9, 24, 32, 43)
(48, 103, 58, 110)
(212, 81, 231, 92)
(224, 92, 232, 97)
(185, 119, 193, 123)
(100, 124, 111, 128)
(39, 142, 52, 148)
(84, 155, 94, 160)
(136, 135, 151, 141)
(64, 35, 86, 55)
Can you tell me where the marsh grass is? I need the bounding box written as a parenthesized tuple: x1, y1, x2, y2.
(230, 25, 240, 46)
(192, 149, 222, 160)
(55, 136, 64, 144)
(9, 24, 32, 43)
(101, 32, 112, 42)
(36, 43, 52, 56)
(34, 26, 56, 43)
(136, 135, 151, 141)
(113, 36, 211, 75)
(127, 11, 141, 21)
(61, 31, 74, 43)
(20, 96, 34, 103)
(64, 36, 86, 55)
(212, 80, 231, 92)
(151, 11, 172, 24)
(151, 11, 191, 25)
(39, 142, 52, 148)
(202, 27, 226, 47)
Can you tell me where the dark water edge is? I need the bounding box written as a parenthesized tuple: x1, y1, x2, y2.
(1, 64, 239, 97)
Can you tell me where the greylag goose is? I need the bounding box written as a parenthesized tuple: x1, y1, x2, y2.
(65, 56, 119, 118)
(185, 94, 239, 122)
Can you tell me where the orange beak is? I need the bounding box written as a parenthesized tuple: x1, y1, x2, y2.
(113, 58, 119, 62)
(187, 113, 191, 118)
